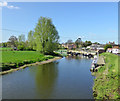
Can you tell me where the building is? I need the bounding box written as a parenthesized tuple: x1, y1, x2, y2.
(61, 43, 68, 48)
(86, 46, 91, 49)
(106, 48, 112, 53)
(61, 43, 76, 50)
(88, 43, 98, 50)
(68, 44, 76, 50)
(108, 41, 115, 46)
(112, 46, 120, 54)
(106, 45, 120, 54)
(113, 45, 119, 49)
(112, 48, 119, 54)
(87, 43, 105, 51)
(97, 47, 104, 51)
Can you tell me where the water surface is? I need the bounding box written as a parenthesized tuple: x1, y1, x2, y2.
(3, 56, 94, 99)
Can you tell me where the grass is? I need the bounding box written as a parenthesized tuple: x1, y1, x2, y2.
(0, 47, 12, 51)
(93, 52, 119, 99)
(2, 51, 44, 63)
(1, 51, 54, 71)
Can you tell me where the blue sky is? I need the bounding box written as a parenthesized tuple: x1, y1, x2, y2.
(2, 2, 118, 44)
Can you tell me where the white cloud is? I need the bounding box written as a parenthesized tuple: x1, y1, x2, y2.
(0, 1, 20, 9)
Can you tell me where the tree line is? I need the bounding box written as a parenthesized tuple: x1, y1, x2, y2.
(0, 16, 111, 52)
(1, 17, 60, 54)
(60, 38, 96, 49)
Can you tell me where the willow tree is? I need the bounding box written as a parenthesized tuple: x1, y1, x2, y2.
(34, 17, 59, 54)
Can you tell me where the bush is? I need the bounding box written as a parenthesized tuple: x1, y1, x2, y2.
(9, 63, 17, 68)
(45, 52, 63, 57)
(17, 62, 24, 67)
(2, 64, 11, 71)
(17, 45, 25, 51)
(104, 44, 112, 51)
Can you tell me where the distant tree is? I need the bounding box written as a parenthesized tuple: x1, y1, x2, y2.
(81, 42, 86, 47)
(75, 38, 82, 48)
(85, 41, 92, 46)
(2, 42, 7, 47)
(8, 35, 18, 47)
(24, 40, 29, 50)
(0, 43, 2, 47)
(82, 41, 92, 47)
(18, 34, 26, 50)
(34, 17, 59, 54)
(93, 42, 100, 45)
(104, 44, 112, 51)
(18, 34, 25, 42)
(28, 30, 34, 50)
(17, 44, 25, 50)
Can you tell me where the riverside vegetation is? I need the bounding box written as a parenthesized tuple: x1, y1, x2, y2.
(0, 16, 60, 72)
(0, 47, 12, 51)
(93, 53, 119, 99)
(1, 50, 55, 71)
(1, 16, 119, 100)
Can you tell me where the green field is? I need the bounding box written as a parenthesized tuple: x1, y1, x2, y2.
(0, 47, 12, 51)
(1, 51, 54, 71)
(93, 53, 119, 99)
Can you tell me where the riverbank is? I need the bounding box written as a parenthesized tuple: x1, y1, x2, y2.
(92, 53, 119, 99)
(2, 55, 93, 99)
(0, 57, 62, 75)
(1, 51, 55, 71)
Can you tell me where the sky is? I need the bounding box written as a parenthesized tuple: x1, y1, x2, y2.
(1, 2, 118, 44)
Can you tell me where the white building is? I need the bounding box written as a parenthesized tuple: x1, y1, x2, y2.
(112, 48, 120, 54)
(86, 46, 91, 49)
(107, 46, 120, 54)
(106, 48, 112, 53)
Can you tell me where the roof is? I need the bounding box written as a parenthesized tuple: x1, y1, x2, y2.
(112, 46, 119, 49)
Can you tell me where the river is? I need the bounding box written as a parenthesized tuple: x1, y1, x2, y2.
(2, 56, 94, 99)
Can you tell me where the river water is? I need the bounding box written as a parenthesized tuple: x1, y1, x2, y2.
(2, 56, 94, 99)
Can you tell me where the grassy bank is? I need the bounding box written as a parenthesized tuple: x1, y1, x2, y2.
(0, 47, 12, 51)
(93, 53, 119, 99)
(1, 51, 54, 71)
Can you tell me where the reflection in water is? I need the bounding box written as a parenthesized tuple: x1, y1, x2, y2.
(2, 57, 94, 99)
(35, 62, 59, 98)
(66, 56, 82, 60)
